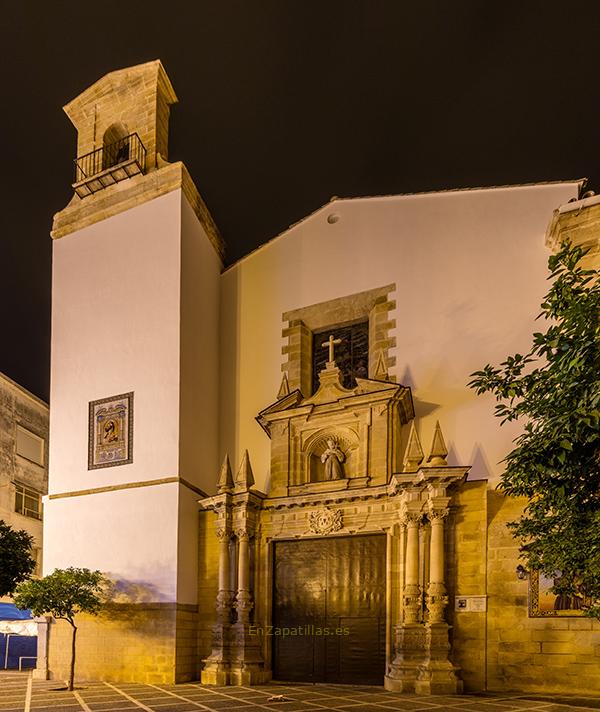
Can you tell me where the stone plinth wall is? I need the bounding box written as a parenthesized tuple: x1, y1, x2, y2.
(447, 481, 487, 692)
(175, 606, 200, 682)
(486, 493, 600, 694)
(448, 482, 600, 695)
(197, 510, 220, 663)
(47, 603, 198, 684)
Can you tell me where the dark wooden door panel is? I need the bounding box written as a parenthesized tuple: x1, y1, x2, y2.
(272, 534, 386, 685)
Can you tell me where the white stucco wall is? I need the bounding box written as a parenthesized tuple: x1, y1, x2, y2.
(43, 483, 180, 600)
(219, 182, 580, 491)
(179, 195, 221, 494)
(46, 188, 221, 602)
(49, 190, 182, 494)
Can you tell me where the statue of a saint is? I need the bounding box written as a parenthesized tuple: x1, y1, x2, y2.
(321, 438, 345, 480)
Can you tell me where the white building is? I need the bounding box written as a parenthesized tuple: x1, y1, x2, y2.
(0, 371, 48, 582)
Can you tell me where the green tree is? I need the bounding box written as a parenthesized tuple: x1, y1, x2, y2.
(14, 567, 106, 690)
(0, 519, 36, 597)
(469, 243, 600, 618)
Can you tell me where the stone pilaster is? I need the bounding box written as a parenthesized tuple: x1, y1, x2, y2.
(201, 525, 234, 685)
(32, 616, 51, 680)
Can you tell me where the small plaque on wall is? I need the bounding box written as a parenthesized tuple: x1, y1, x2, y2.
(455, 595, 487, 612)
(88, 392, 133, 469)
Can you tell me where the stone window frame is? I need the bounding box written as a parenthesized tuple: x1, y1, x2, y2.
(281, 284, 396, 396)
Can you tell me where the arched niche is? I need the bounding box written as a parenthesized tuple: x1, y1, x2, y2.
(304, 428, 359, 483)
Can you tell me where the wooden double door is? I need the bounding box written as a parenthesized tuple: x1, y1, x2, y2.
(272, 534, 386, 685)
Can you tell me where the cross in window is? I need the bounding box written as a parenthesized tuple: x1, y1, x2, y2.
(322, 334, 342, 365)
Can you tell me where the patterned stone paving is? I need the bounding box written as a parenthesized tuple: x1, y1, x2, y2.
(0, 672, 598, 712)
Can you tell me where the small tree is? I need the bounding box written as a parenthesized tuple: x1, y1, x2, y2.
(14, 567, 106, 690)
(469, 243, 600, 618)
(0, 519, 36, 597)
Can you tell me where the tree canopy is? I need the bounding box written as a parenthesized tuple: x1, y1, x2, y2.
(469, 243, 600, 618)
(0, 519, 36, 597)
(14, 567, 106, 690)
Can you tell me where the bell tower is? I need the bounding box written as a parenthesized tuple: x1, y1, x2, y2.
(42, 61, 223, 683)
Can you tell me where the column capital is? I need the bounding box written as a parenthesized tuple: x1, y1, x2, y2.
(216, 527, 231, 542)
(235, 528, 250, 541)
(428, 507, 449, 521)
(400, 511, 423, 527)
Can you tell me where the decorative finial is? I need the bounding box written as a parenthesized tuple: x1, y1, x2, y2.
(373, 350, 388, 380)
(235, 450, 255, 492)
(216, 454, 234, 494)
(427, 421, 448, 466)
(277, 372, 290, 399)
(403, 422, 424, 472)
(322, 334, 342, 367)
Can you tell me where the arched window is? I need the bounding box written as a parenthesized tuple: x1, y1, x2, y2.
(102, 122, 130, 170)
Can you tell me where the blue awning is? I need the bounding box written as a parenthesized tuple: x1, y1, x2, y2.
(0, 603, 32, 620)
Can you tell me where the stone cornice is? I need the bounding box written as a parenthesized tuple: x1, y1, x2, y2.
(392, 466, 469, 491)
(256, 378, 413, 436)
(48, 475, 206, 500)
(51, 161, 225, 262)
(262, 482, 392, 510)
(198, 488, 267, 511)
(545, 199, 600, 269)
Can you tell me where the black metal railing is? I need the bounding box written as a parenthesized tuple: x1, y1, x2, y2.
(73, 132, 146, 183)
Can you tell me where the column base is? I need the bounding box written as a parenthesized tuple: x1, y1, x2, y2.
(385, 623, 427, 693)
(202, 617, 234, 685)
(201, 619, 271, 686)
(415, 662, 463, 695)
(201, 662, 231, 686)
(229, 665, 271, 686)
(414, 622, 462, 695)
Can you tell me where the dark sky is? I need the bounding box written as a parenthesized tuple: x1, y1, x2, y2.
(2, 1, 599, 402)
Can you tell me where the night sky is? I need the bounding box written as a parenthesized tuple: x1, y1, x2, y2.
(2, 1, 600, 402)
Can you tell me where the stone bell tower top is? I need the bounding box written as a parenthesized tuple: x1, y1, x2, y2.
(64, 59, 177, 172)
(52, 60, 224, 260)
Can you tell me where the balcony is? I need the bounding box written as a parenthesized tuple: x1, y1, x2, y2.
(72, 133, 146, 198)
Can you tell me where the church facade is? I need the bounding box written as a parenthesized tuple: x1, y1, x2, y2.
(41, 61, 600, 693)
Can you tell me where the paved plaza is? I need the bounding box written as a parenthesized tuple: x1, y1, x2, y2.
(1, 672, 599, 712)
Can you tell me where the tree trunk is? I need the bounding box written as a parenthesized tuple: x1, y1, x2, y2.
(68, 623, 77, 692)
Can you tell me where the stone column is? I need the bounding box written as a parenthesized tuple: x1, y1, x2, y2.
(230, 528, 268, 685)
(216, 529, 234, 620)
(426, 509, 448, 624)
(403, 512, 422, 624)
(385, 510, 426, 693)
(415, 504, 462, 695)
(234, 529, 253, 623)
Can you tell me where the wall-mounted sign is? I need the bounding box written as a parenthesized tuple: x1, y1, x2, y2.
(455, 595, 487, 612)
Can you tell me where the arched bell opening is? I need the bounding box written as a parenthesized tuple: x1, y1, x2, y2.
(102, 122, 130, 170)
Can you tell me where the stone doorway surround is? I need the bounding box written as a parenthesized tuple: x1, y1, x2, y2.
(199, 355, 469, 693)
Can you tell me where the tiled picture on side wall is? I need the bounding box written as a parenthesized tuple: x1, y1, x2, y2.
(88, 392, 133, 470)
(529, 570, 592, 617)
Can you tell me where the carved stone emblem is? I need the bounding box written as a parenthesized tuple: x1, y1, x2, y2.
(308, 507, 343, 535)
